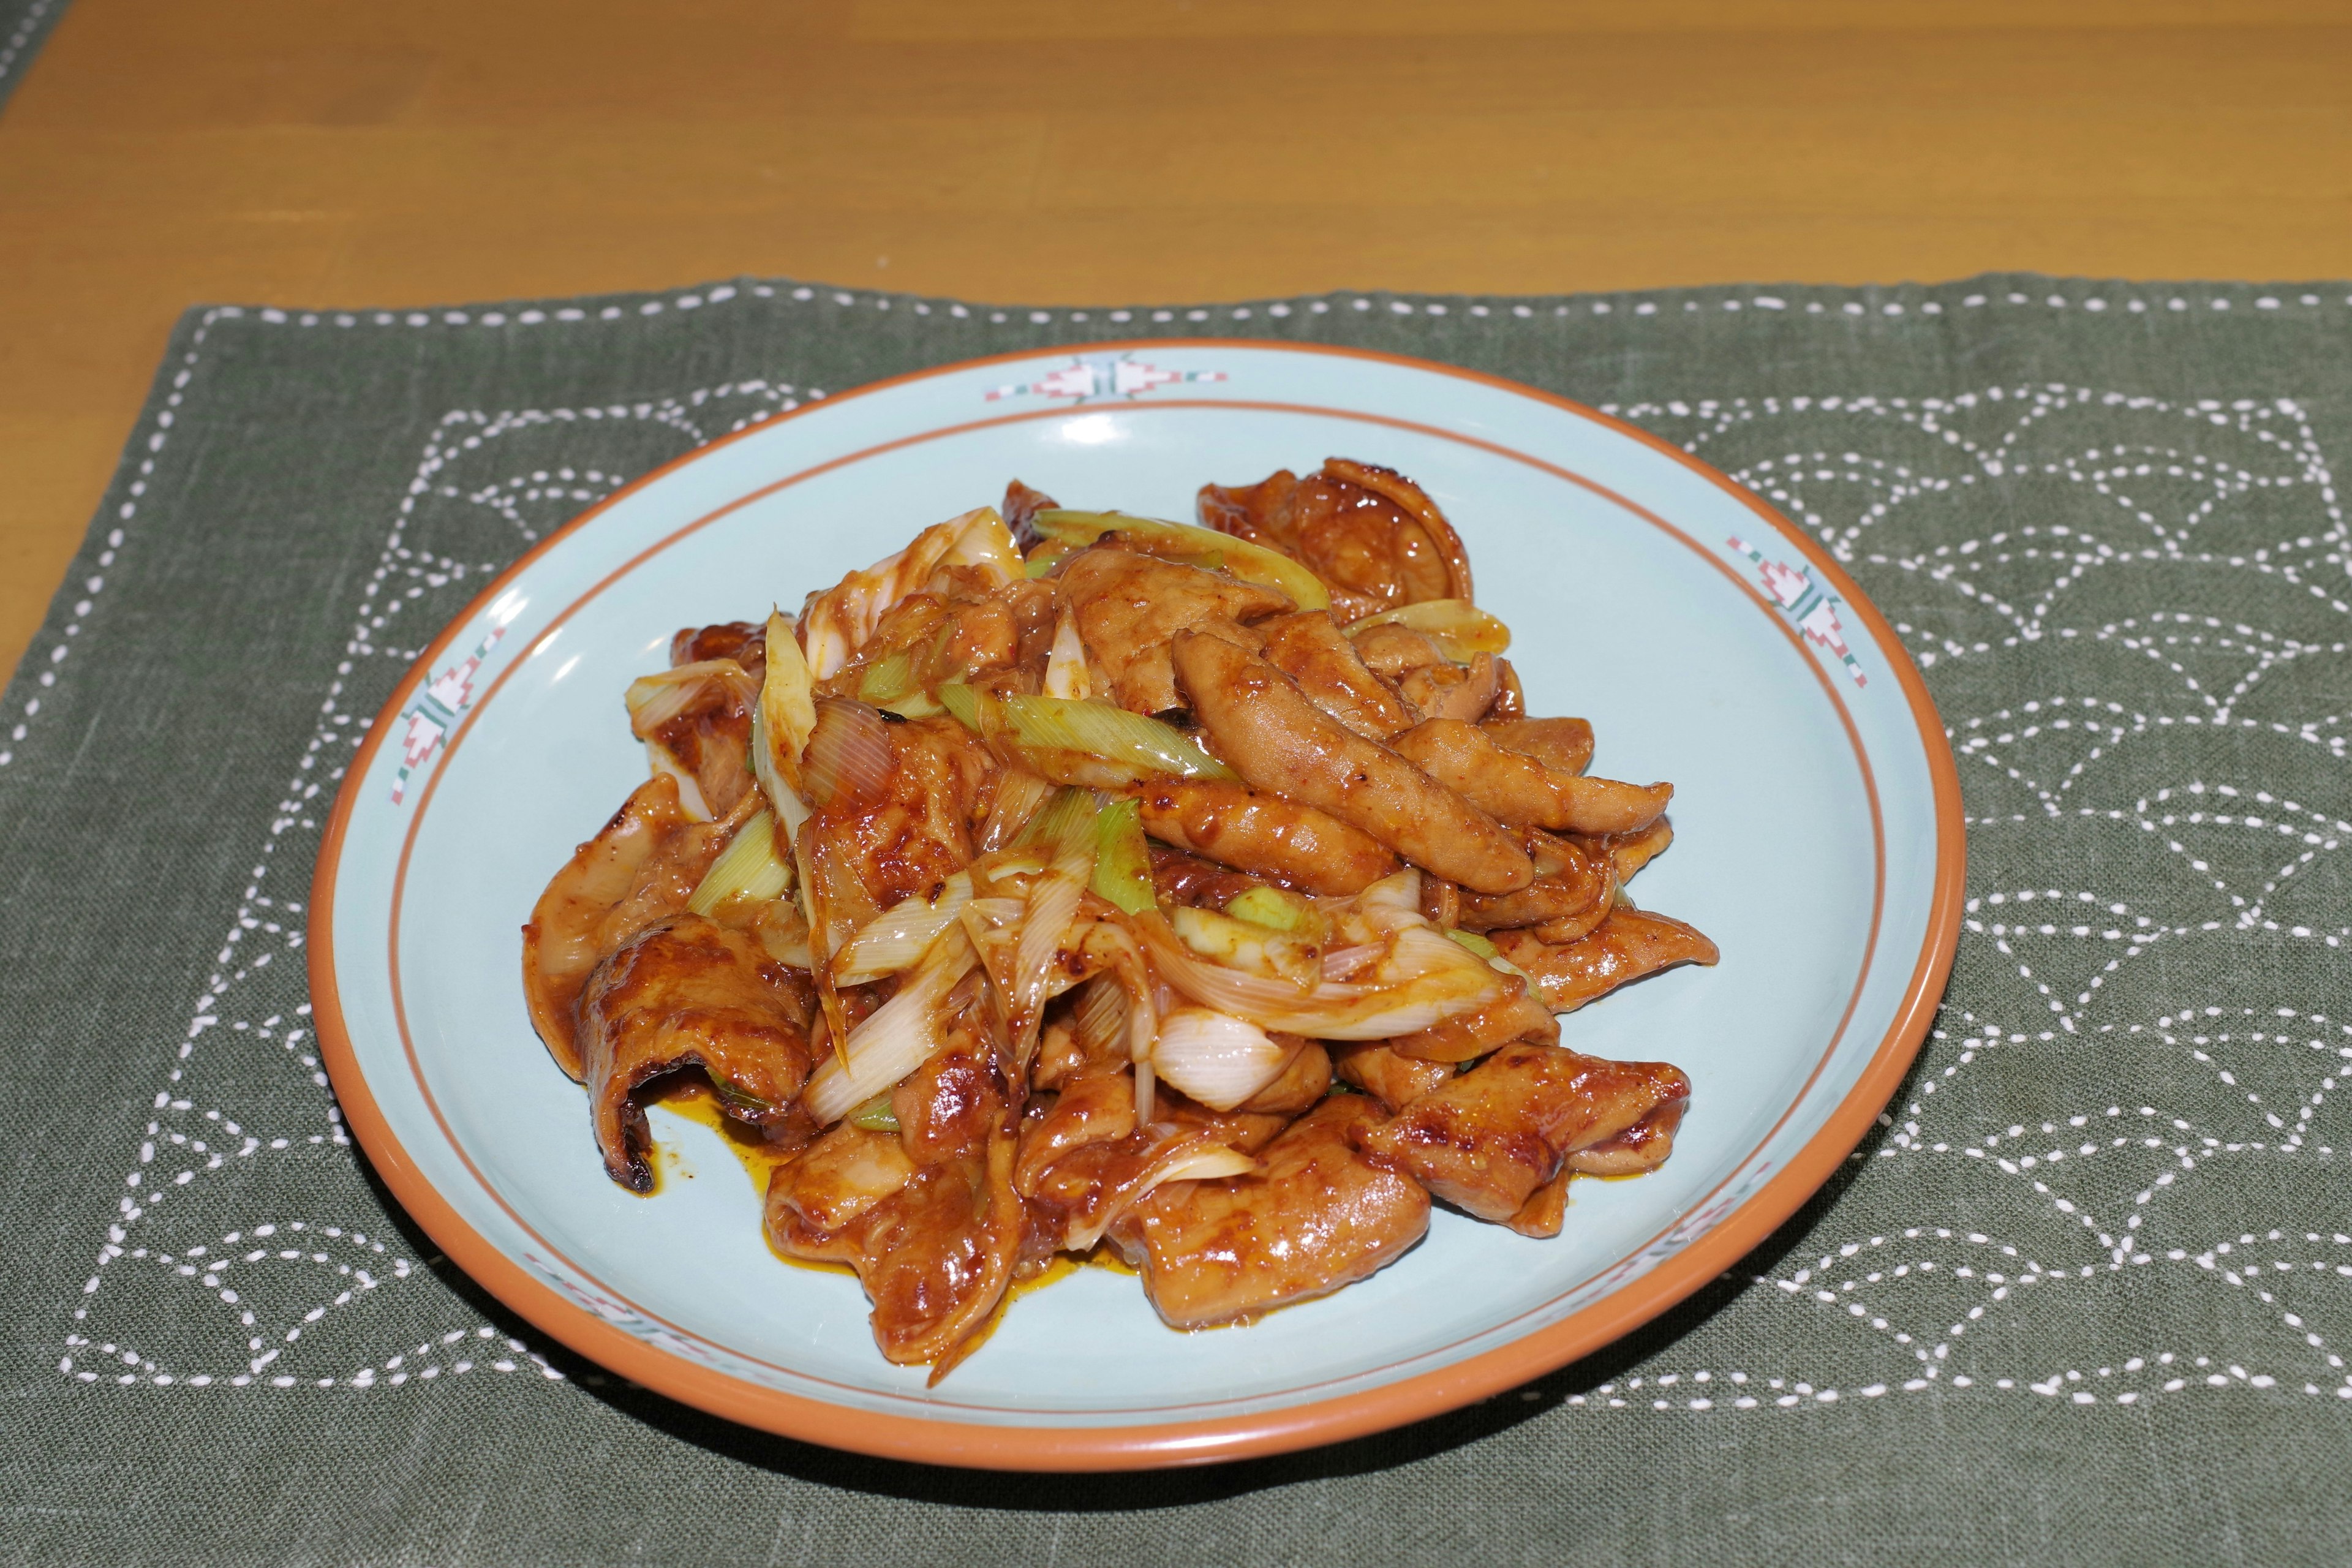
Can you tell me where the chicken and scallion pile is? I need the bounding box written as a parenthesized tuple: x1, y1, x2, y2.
(521, 460, 1716, 1379)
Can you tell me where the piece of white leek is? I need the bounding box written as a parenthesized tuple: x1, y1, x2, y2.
(1138, 910, 1504, 1040)
(756, 611, 818, 792)
(1042, 602, 1091, 700)
(802, 926, 981, 1125)
(1150, 1008, 1297, 1112)
(687, 809, 792, 916)
(1028, 509, 1327, 611)
(832, 871, 974, 986)
(1168, 903, 1323, 992)
(1344, 599, 1512, 662)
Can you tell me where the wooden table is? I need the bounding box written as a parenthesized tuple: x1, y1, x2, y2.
(4, 0, 2348, 674)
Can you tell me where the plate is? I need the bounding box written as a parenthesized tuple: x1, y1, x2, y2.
(311, 341, 1962, 1469)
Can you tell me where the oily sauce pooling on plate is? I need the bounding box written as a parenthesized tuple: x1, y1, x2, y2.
(519, 460, 1717, 1382)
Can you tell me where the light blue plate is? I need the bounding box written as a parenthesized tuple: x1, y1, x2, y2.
(312, 342, 1963, 1469)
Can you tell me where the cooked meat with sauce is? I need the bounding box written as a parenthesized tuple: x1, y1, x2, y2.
(1110, 1096, 1431, 1329)
(524, 461, 1713, 1376)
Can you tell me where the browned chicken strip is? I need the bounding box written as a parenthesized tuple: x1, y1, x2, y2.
(766, 1019, 1023, 1371)
(576, 913, 817, 1191)
(1331, 1042, 1455, 1111)
(1493, 907, 1721, 1013)
(521, 774, 739, 1077)
(1110, 1096, 1431, 1329)
(1255, 610, 1414, 739)
(1398, 652, 1499, 725)
(1199, 461, 1470, 619)
(1393, 718, 1672, 836)
(1132, 777, 1401, 896)
(1383, 979, 1560, 1063)
(1352, 1044, 1691, 1229)
(1607, 818, 1675, 883)
(1481, 716, 1594, 777)
(1170, 630, 1534, 894)
(1457, 829, 1616, 936)
(1057, 543, 1292, 714)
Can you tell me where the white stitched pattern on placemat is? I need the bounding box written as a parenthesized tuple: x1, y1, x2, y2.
(59, 379, 811, 1392)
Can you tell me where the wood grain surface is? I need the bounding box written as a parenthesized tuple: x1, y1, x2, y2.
(2, 0, 2348, 674)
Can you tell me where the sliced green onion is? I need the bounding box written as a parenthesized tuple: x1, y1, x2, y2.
(935, 680, 984, 732)
(756, 609, 818, 794)
(855, 649, 916, 705)
(940, 684, 1235, 787)
(846, 1093, 900, 1133)
(1011, 785, 1103, 860)
(1344, 598, 1512, 661)
(1223, 886, 1313, 933)
(687, 809, 791, 916)
(1029, 509, 1329, 611)
(1000, 695, 1236, 783)
(1091, 797, 1156, 914)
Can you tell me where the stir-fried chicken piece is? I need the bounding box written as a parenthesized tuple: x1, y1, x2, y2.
(1147, 843, 1280, 910)
(575, 913, 817, 1191)
(1000, 478, 1060, 549)
(1485, 657, 1526, 720)
(1348, 622, 1448, 681)
(1234, 1038, 1332, 1114)
(521, 774, 742, 1076)
(1332, 1042, 1455, 1110)
(631, 658, 761, 818)
(1607, 818, 1675, 883)
(1481, 716, 1594, 777)
(1393, 718, 1672, 836)
(1013, 1058, 1268, 1258)
(1110, 1096, 1431, 1329)
(1199, 460, 1472, 620)
(1171, 630, 1532, 895)
(1457, 828, 1616, 937)
(801, 707, 990, 932)
(669, 620, 768, 679)
(1132, 777, 1401, 896)
(1352, 1044, 1691, 1231)
(766, 1015, 1023, 1371)
(1383, 976, 1560, 1062)
(1398, 652, 1499, 725)
(1255, 611, 1414, 739)
(1493, 907, 1720, 1013)
(1055, 543, 1292, 714)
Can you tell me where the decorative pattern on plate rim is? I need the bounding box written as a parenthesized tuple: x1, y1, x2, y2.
(1728, 534, 1868, 687)
(984, 353, 1227, 405)
(391, 624, 505, 804)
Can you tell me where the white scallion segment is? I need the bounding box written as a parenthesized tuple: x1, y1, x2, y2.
(802, 928, 981, 1125)
(832, 871, 974, 985)
(625, 658, 756, 738)
(687, 809, 791, 916)
(1137, 897, 1505, 1041)
(1167, 903, 1322, 991)
(1343, 598, 1512, 662)
(758, 611, 818, 791)
(1042, 602, 1091, 700)
(1150, 1008, 1297, 1112)
(1028, 509, 1327, 611)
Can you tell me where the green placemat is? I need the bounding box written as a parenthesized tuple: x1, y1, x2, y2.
(0, 0, 66, 108)
(2, 275, 2348, 1566)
